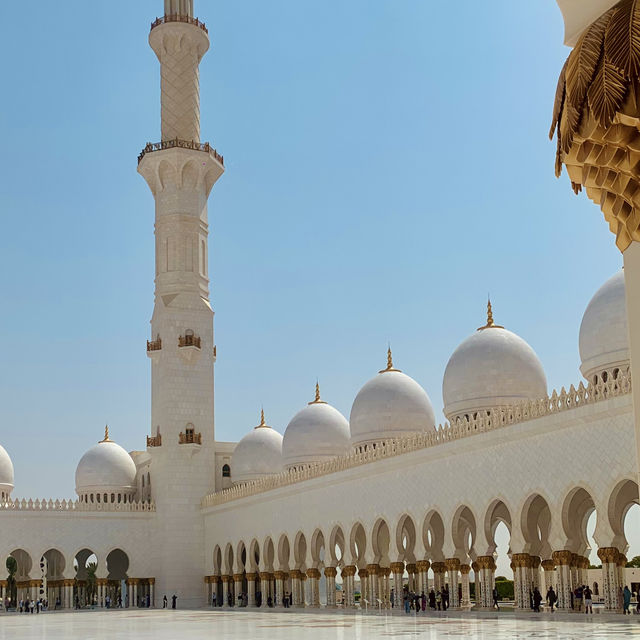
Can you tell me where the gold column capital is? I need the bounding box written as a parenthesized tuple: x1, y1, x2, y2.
(324, 567, 337, 578)
(341, 565, 357, 577)
(552, 550, 573, 566)
(366, 564, 379, 576)
(445, 558, 461, 571)
(390, 562, 405, 573)
(405, 563, 417, 574)
(597, 547, 619, 564)
(459, 564, 471, 575)
(416, 560, 431, 572)
(541, 559, 556, 572)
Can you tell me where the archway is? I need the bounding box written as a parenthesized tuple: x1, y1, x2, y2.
(41, 548, 65, 606)
(484, 500, 512, 578)
(310, 529, 327, 605)
(6, 549, 32, 605)
(73, 548, 98, 608)
(328, 525, 346, 606)
(213, 545, 223, 606)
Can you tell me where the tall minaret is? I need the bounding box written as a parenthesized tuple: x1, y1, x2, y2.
(138, 0, 223, 606)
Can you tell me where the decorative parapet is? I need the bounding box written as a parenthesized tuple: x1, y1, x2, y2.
(146, 434, 162, 447)
(0, 499, 156, 513)
(138, 139, 224, 166)
(147, 336, 162, 352)
(179, 431, 202, 445)
(179, 334, 201, 348)
(151, 14, 208, 34)
(201, 374, 631, 508)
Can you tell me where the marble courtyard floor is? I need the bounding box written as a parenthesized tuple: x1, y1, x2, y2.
(1, 608, 640, 639)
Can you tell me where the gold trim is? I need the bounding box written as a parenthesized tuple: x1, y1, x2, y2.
(308, 381, 327, 405)
(379, 346, 401, 373)
(99, 425, 112, 443)
(255, 408, 270, 429)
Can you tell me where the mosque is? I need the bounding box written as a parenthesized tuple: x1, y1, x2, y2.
(1, 0, 639, 615)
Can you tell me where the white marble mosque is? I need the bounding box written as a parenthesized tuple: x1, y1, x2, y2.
(1, 0, 640, 625)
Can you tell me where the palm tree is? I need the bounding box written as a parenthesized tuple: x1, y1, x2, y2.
(86, 562, 97, 605)
(6, 556, 17, 607)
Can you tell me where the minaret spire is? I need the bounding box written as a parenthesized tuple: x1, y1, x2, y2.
(308, 381, 327, 405)
(478, 296, 504, 330)
(379, 345, 401, 373)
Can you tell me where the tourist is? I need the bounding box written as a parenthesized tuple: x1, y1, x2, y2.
(29, 599, 34, 614)
(421, 591, 426, 611)
(443, 586, 449, 611)
(403, 591, 410, 614)
(533, 588, 542, 612)
(574, 584, 583, 612)
(584, 585, 593, 614)
(171, 594, 177, 609)
(211, 592, 216, 607)
(436, 589, 442, 611)
(163, 594, 167, 609)
(390, 588, 394, 607)
(429, 588, 436, 610)
(284, 591, 290, 608)
(546, 586, 557, 612)
(623, 585, 632, 614)
(413, 592, 420, 613)
(55, 596, 60, 610)
(492, 586, 499, 610)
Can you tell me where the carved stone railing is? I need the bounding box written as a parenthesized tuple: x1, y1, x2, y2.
(151, 14, 208, 34)
(146, 434, 162, 447)
(179, 431, 202, 445)
(147, 337, 162, 352)
(0, 499, 156, 513)
(138, 139, 224, 166)
(202, 374, 632, 508)
(179, 334, 201, 348)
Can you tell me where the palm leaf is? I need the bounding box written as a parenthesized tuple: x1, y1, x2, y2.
(550, 59, 567, 140)
(605, 0, 640, 79)
(587, 57, 628, 126)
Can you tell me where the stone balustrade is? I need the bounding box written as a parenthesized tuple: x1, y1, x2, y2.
(0, 498, 156, 512)
(202, 374, 631, 508)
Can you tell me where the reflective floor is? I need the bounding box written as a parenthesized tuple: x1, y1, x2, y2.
(1, 609, 640, 639)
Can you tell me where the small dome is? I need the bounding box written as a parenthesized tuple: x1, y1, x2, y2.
(579, 270, 629, 383)
(232, 410, 283, 484)
(350, 350, 436, 448)
(443, 302, 547, 421)
(75, 427, 137, 498)
(0, 444, 15, 498)
(282, 385, 350, 470)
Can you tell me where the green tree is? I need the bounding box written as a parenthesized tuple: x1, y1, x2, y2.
(626, 555, 640, 568)
(6, 556, 17, 607)
(86, 562, 97, 605)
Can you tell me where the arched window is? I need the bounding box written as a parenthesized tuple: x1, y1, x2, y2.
(142, 475, 145, 488)
(97, 493, 101, 503)
(147, 472, 151, 486)
(111, 493, 115, 503)
(222, 464, 231, 478)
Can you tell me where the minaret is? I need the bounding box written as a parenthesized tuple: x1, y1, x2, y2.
(138, 0, 223, 607)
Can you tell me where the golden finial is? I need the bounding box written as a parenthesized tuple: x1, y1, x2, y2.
(478, 296, 504, 330)
(308, 381, 326, 405)
(99, 425, 112, 443)
(256, 407, 268, 428)
(379, 345, 401, 373)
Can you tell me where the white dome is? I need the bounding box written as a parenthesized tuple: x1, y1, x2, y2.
(282, 387, 350, 470)
(443, 307, 547, 421)
(0, 444, 14, 496)
(75, 429, 137, 496)
(232, 412, 283, 484)
(350, 353, 436, 447)
(579, 270, 629, 382)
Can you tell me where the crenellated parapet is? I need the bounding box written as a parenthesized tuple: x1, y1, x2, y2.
(202, 373, 632, 508)
(0, 498, 156, 512)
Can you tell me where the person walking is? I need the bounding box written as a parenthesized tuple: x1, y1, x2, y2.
(574, 585, 583, 612)
(492, 586, 499, 610)
(583, 585, 593, 614)
(533, 587, 542, 612)
(403, 591, 410, 614)
(429, 588, 436, 610)
(421, 591, 426, 612)
(623, 585, 632, 614)
(436, 589, 442, 611)
(162, 594, 167, 609)
(546, 586, 557, 612)
(171, 594, 177, 610)
(443, 586, 449, 611)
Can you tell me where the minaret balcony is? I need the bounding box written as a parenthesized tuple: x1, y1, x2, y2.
(146, 337, 162, 358)
(146, 434, 162, 448)
(150, 14, 208, 34)
(179, 431, 202, 445)
(178, 333, 201, 364)
(137, 139, 223, 167)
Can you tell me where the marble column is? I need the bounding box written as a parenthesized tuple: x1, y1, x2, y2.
(512, 553, 532, 609)
(445, 558, 460, 607)
(233, 574, 243, 607)
(306, 568, 320, 607)
(274, 571, 285, 608)
(475, 556, 496, 608)
(390, 562, 404, 607)
(246, 573, 256, 606)
(531, 557, 541, 591)
(406, 563, 417, 593)
(552, 551, 573, 610)
(416, 560, 430, 596)
(617, 552, 627, 606)
(598, 548, 621, 610)
(381, 567, 391, 607)
(432, 562, 446, 593)
(366, 565, 379, 605)
(221, 575, 230, 607)
(342, 566, 356, 607)
(357, 568, 368, 607)
(260, 574, 269, 607)
(324, 567, 337, 607)
(471, 562, 480, 606)
(149, 578, 155, 607)
(460, 564, 471, 607)
(540, 559, 555, 596)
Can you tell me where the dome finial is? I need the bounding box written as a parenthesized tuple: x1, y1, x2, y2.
(100, 424, 112, 443)
(478, 296, 504, 330)
(308, 380, 327, 405)
(256, 407, 269, 428)
(379, 345, 401, 373)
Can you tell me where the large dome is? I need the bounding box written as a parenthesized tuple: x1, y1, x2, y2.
(232, 411, 283, 484)
(75, 427, 137, 501)
(579, 270, 629, 383)
(350, 350, 436, 448)
(0, 443, 14, 499)
(282, 385, 350, 470)
(443, 303, 547, 421)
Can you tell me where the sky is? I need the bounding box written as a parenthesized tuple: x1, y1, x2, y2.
(0, 1, 636, 576)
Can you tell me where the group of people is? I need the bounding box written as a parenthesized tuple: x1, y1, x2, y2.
(16, 598, 47, 613)
(395, 586, 451, 613)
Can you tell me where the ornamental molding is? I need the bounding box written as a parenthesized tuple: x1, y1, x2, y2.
(0, 498, 156, 513)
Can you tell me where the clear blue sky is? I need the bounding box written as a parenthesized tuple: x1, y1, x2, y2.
(0, 0, 624, 516)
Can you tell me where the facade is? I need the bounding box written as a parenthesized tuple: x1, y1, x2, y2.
(0, 0, 639, 615)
